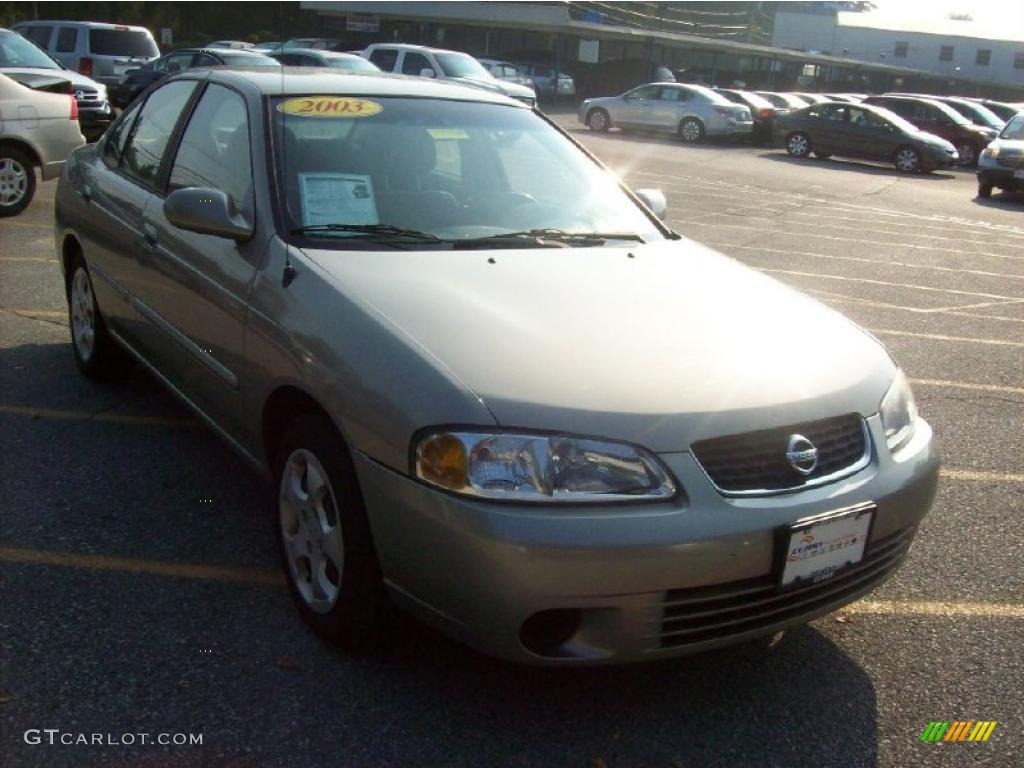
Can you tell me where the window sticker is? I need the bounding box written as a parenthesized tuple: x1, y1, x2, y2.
(280, 96, 383, 118)
(427, 127, 469, 140)
(299, 173, 378, 227)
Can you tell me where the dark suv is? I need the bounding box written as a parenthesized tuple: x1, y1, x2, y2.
(863, 95, 996, 166)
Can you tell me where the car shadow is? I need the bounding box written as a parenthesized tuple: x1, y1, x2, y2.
(568, 126, 765, 150)
(761, 152, 958, 180)
(972, 189, 1024, 208)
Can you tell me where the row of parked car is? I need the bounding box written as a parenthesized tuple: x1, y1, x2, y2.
(578, 83, 1024, 195)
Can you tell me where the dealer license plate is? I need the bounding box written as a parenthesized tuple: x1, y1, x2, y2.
(780, 505, 873, 587)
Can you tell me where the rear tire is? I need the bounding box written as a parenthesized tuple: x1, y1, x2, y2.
(586, 108, 610, 132)
(67, 254, 132, 381)
(678, 117, 705, 143)
(813, 151, 832, 159)
(0, 146, 36, 217)
(786, 132, 811, 158)
(273, 413, 386, 651)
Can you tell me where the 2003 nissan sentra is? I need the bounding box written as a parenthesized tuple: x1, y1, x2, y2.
(55, 68, 939, 664)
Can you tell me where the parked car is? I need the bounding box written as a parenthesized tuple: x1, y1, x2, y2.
(714, 87, 780, 143)
(581, 83, 753, 142)
(271, 49, 379, 72)
(110, 47, 281, 108)
(862, 95, 996, 166)
(285, 37, 340, 50)
(977, 113, 1024, 198)
(778, 101, 958, 173)
(362, 43, 536, 106)
(477, 58, 535, 89)
(967, 98, 1022, 122)
(888, 93, 1005, 132)
(12, 20, 158, 88)
(0, 72, 83, 215)
(755, 91, 811, 111)
(54, 68, 937, 664)
(0, 27, 113, 141)
(824, 93, 863, 103)
(253, 41, 282, 52)
(514, 61, 576, 96)
(791, 92, 834, 105)
(206, 40, 254, 50)
(575, 58, 674, 100)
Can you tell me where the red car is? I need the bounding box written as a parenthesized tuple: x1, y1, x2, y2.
(862, 95, 997, 166)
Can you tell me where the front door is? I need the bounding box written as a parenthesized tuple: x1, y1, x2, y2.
(614, 85, 659, 128)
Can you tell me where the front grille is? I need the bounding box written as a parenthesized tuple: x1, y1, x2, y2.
(691, 413, 869, 495)
(654, 527, 912, 649)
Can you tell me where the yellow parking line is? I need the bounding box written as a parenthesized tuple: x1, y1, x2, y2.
(0, 404, 198, 429)
(912, 378, 1024, 396)
(0, 257, 56, 263)
(866, 328, 1024, 348)
(0, 547, 283, 587)
(941, 468, 1024, 483)
(5, 309, 64, 318)
(848, 600, 1024, 619)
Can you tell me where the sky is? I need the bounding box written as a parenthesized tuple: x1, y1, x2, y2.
(840, 0, 1024, 42)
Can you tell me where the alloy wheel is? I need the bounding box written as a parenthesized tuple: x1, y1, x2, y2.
(70, 268, 96, 362)
(956, 143, 976, 166)
(0, 157, 28, 208)
(896, 148, 919, 172)
(588, 110, 607, 131)
(680, 119, 702, 142)
(787, 133, 809, 157)
(279, 448, 345, 614)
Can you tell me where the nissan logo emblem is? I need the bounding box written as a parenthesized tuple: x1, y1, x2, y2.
(786, 434, 819, 475)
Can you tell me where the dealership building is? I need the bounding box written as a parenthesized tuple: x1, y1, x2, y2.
(302, 1, 1024, 100)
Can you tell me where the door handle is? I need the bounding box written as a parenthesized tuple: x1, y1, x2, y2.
(142, 223, 159, 248)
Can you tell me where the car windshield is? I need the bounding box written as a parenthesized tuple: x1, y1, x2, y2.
(272, 96, 665, 248)
(435, 53, 491, 80)
(328, 56, 377, 71)
(1001, 115, 1024, 140)
(220, 53, 281, 68)
(955, 101, 1004, 129)
(88, 29, 159, 58)
(929, 100, 971, 125)
(0, 30, 60, 69)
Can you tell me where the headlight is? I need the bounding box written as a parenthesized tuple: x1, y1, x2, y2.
(413, 430, 677, 503)
(983, 145, 999, 158)
(879, 370, 918, 452)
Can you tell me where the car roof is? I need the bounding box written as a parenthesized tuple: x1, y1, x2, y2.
(15, 20, 151, 31)
(367, 43, 469, 56)
(279, 49, 361, 59)
(189, 67, 525, 105)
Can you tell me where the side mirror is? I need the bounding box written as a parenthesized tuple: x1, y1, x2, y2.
(635, 188, 667, 219)
(420, 68, 436, 78)
(164, 188, 253, 242)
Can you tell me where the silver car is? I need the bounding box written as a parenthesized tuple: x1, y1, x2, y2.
(977, 113, 1024, 198)
(1, 72, 83, 215)
(580, 83, 753, 142)
(55, 69, 938, 664)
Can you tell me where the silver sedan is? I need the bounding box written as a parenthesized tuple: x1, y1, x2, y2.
(55, 69, 937, 665)
(580, 82, 753, 142)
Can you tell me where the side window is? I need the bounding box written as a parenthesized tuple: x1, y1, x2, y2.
(56, 28, 78, 53)
(823, 105, 847, 122)
(168, 84, 253, 219)
(276, 53, 300, 66)
(659, 88, 685, 102)
(102, 101, 142, 168)
(24, 26, 53, 48)
(122, 80, 198, 187)
(194, 53, 220, 67)
(369, 48, 398, 72)
(401, 52, 432, 76)
(628, 85, 659, 100)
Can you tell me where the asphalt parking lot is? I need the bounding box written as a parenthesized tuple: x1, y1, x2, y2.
(2, 117, 1022, 767)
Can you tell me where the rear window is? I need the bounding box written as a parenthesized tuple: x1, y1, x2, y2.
(219, 53, 282, 68)
(88, 29, 158, 58)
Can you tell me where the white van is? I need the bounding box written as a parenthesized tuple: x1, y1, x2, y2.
(11, 20, 158, 88)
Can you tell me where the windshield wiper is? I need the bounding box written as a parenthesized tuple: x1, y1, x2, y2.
(451, 229, 646, 249)
(291, 223, 443, 243)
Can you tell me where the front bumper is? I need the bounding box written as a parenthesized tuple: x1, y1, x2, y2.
(978, 164, 1024, 190)
(78, 106, 114, 141)
(355, 415, 939, 664)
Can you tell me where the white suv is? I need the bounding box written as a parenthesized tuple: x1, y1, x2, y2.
(12, 20, 158, 88)
(362, 43, 536, 106)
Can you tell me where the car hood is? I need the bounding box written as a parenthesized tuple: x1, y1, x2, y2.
(0, 66, 107, 97)
(304, 239, 895, 451)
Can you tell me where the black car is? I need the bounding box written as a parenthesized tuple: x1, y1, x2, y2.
(714, 87, 780, 144)
(269, 49, 378, 72)
(777, 101, 959, 173)
(110, 47, 280, 108)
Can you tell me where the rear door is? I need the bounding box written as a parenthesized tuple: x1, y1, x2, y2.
(847, 106, 901, 161)
(810, 103, 851, 153)
(137, 82, 261, 436)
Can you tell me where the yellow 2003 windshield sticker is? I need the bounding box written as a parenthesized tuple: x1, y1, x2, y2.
(280, 96, 383, 118)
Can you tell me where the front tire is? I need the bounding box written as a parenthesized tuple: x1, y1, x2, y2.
(955, 141, 978, 167)
(786, 132, 811, 158)
(978, 181, 993, 198)
(0, 146, 36, 217)
(678, 117, 705, 143)
(274, 413, 385, 651)
(67, 254, 131, 380)
(894, 146, 921, 173)
(586, 108, 610, 132)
